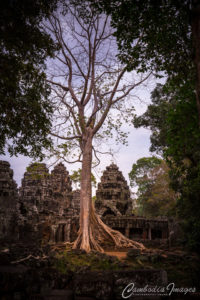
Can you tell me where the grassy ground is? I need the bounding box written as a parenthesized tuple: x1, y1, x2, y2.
(125, 250, 200, 288)
(54, 245, 200, 289)
(54, 247, 122, 273)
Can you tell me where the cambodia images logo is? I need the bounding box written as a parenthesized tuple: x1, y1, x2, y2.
(122, 282, 196, 298)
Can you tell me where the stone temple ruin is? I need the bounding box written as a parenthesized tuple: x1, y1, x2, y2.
(0, 160, 170, 247)
(95, 163, 133, 217)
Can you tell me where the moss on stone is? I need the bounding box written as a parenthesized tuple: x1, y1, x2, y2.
(54, 249, 121, 274)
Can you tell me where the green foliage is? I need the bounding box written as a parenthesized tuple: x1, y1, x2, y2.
(133, 83, 174, 153)
(70, 168, 97, 188)
(0, 0, 58, 158)
(134, 81, 200, 251)
(55, 247, 200, 288)
(26, 162, 49, 180)
(92, 0, 192, 76)
(129, 156, 162, 187)
(129, 157, 176, 217)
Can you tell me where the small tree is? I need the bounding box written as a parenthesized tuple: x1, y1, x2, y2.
(70, 168, 96, 189)
(129, 157, 177, 217)
(45, 1, 150, 252)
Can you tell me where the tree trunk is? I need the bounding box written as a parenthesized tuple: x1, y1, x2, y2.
(73, 128, 145, 252)
(76, 128, 93, 252)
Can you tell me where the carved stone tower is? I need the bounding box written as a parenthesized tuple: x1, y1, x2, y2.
(19, 162, 73, 243)
(95, 163, 133, 217)
(0, 161, 20, 242)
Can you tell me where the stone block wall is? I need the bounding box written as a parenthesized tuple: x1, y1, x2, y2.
(0, 161, 79, 245)
(0, 161, 21, 243)
(0, 160, 170, 247)
(19, 162, 76, 244)
(95, 163, 133, 217)
(103, 216, 169, 244)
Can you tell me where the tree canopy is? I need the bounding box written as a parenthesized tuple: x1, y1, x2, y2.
(93, 0, 191, 73)
(129, 156, 162, 187)
(0, 0, 58, 158)
(92, 0, 200, 124)
(129, 157, 176, 217)
(133, 81, 200, 250)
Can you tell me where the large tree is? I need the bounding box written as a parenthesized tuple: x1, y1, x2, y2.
(129, 157, 177, 217)
(0, 0, 58, 158)
(44, 1, 149, 252)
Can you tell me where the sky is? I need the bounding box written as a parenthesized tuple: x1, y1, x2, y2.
(0, 8, 164, 192)
(0, 77, 161, 193)
(0, 91, 153, 191)
(0, 124, 151, 190)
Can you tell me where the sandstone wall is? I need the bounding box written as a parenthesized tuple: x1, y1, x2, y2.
(0, 161, 79, 245)
(0, 160, 170, 247)
(0, 161, 20, 243)
(95, 163, 133, 217)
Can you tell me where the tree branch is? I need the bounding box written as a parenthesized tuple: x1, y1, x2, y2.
(50, 132, 81, 140)
(112, 72, 152, 105)
(93, 67, 126, 135)
(47, 80, 69, 92)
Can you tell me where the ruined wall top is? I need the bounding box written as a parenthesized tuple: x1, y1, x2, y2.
(0, 160, 18, 197)
(21, 163, 50, 186)
(0, 160, 75, 244)
(0, 161, 19, 241)
(20, 162, 73, 214)
(100, 163, 127, 185)
(51, 163, 72, 194)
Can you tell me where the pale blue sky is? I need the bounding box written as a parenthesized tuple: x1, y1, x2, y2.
(0, 78, 160, 190)
(0, 6, 166, 192)
(0, 99, 152, 190)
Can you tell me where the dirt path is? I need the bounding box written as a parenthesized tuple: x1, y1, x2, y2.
(105, 251, 128, 260)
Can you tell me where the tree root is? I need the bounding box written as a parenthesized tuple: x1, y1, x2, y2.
(11, 254, 48, 264)
(72, 205, 145, 253)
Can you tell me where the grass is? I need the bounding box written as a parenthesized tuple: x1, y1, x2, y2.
(54, 248, 121, 274)
(124, 251, 200, 288)
(53, 245, 200, 290)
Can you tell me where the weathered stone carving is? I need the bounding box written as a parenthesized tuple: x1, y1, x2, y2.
(0, 161, 20, 242)
(104, 216, 169, 244)
(95, 163, 133, 217)
(20, 162, 72, 215)
(0, 160, 170, 247)
(19, 162, 74, 243)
